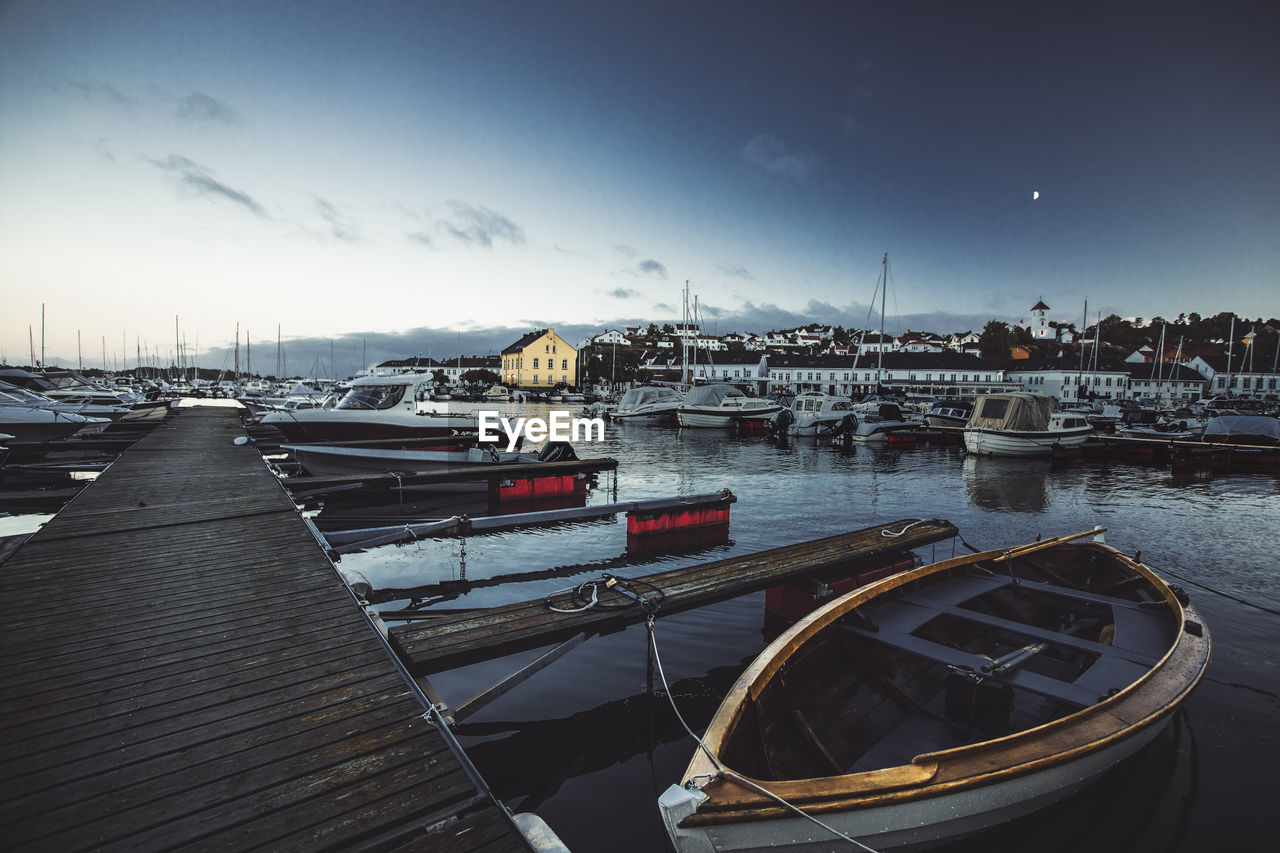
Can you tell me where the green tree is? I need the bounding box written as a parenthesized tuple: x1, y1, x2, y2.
(460, 368, 500, 385)
(978, 320, 1013, 369)
(430, 368, 447, 384)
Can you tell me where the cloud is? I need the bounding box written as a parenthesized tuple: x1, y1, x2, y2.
(407, 231, 434, 247)
(313, 197, 361, 242)
(176, 92, 241, 126)
(636, 259, 668, 279)
(63, 80, 136, 110)
(607, 287, 640, 298)
(652, 302, 674, 313)
(147, 154, 267, 218)
(613, 244, 638, 258)
(717, 264, 754, 280)
(437, 201, 525, 248)
(743, 134, 815, 182)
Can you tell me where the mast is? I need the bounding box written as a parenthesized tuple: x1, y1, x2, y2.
(1224, 315, 1235, 397)
(234, 322, 240, 381)
(682, 280, 691, 386)
(29, 325, 35, 369)
(877, 252, 887, 389)
(40, 303, 45, 370)
(78, 330, 82, 371)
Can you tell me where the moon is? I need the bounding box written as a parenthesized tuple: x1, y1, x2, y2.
(1033, 190, 1040, 200)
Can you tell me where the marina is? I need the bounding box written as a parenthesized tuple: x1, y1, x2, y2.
(5, 397, 1274, 850)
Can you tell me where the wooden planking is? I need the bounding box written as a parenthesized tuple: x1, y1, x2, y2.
(283, 455, 619, 494)
(390, 519, 959, 674)
(0, 407, 529, 853)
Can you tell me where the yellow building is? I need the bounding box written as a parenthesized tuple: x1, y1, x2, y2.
(500, 328, 578, 389)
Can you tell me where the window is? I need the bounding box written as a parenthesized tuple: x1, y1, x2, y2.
(553, 345, 557, 353)
(533, 357, 540, 369)
(561, 359, 567, 370)
(532, 375, 539, 384)
(545, 344, 550, 353)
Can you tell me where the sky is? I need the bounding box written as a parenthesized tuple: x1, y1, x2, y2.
(2, 0, 1277, 375)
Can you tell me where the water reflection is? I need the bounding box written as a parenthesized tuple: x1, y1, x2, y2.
(962, 454, 1049, 513)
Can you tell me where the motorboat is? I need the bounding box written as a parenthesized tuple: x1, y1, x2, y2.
(611, 386, 683, 424)
(963, 393, 1093, 456)
(259, 373, 480, 442)
(922, 398, 973, 429)
(0, 381, 133, 421)
(484, 384, 511, 400)
(768, 392, 856, 437)
(659, 529, 1210, 852)
(677, 384, 782, 429)
(283, 440, 577, 479)
(1201, 414, 1280, 447)
(830, 401, 920, 443)
(0, 405, 110, 445)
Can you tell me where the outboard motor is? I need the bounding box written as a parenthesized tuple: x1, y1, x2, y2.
(537, 441, 579, 463)
(831, 413, 860, 438)
(769, 407, 795, 436)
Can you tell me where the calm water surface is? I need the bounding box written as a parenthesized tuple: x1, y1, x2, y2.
(340, 403, 1279, 851)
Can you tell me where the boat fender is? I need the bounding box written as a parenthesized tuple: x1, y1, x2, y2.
(512, 813, 572, 853)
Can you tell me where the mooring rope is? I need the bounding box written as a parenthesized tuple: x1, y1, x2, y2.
(646, 615, 880, 853)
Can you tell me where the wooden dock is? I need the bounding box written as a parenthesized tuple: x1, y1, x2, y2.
(389, 518, 959, 674)
(0, 407, 531, 852)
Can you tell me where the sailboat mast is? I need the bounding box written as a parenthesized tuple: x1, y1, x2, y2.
(877, 252, 887, 386)
(1224, 315, 1235, 397)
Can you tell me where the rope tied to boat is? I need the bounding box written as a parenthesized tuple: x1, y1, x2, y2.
(646, 614, 881, 853)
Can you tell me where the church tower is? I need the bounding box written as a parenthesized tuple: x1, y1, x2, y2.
(1030, 299, 1052, 340)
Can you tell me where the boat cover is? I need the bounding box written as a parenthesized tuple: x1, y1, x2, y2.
(684, 384, 743, 407)
(966, 393, 1054, 431)
(1203, 415, 1280, 444)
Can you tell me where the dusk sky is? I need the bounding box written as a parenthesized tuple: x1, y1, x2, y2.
(2, 1, 1277, 374)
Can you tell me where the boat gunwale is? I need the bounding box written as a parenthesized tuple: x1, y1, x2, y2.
(679, 533, 1211, 824)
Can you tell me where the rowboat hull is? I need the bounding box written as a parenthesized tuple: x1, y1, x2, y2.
(662, 697, 1170, 851)
(660, 532, 1211, 852)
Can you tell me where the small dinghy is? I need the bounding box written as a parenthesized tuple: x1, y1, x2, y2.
(660, 529, 1210, 851)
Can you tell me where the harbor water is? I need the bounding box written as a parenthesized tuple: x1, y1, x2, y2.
(335, 402, 1277, 851)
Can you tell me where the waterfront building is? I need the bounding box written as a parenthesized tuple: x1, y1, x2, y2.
(1124, 362, 1207, 403)
(765, 354, 859, 396)
(1188, 350, 1280, 400)
(500, 328, 578, 389)
(1006, 358, 1132, 403)
(439, 355, 501, 385)
(371, 356, 441, 377)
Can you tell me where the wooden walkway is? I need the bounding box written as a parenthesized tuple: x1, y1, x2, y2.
(390, 519, 959, 674)
(0, 407, 530, 852)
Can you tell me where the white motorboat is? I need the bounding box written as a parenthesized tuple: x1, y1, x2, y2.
(963, 393, 1094, 457)
(659, 530, 1210, 852)
(768, 391, 856, 436)
(922, 398, 973, 429)
(611, 386, 683, 424)
(0, 381, 133, 421)
(483, 384, 511, 400)
(677, 384, 782, 428)
(0, 405, 110, 445)
(830, 401, 920, 443)
(260, 373, 480, 442)
(283, 441, 577, 479)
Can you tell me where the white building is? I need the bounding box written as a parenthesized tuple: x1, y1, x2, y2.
(1030, 300, 1053, 340)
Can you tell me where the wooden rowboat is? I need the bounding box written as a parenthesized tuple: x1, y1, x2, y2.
(659, 529, 1210, 851)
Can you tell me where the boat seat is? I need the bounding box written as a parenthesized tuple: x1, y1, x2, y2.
(890, 595, 1162, 667)
(914, 573, 1175, 660)
(840, 622, 1101, 707)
